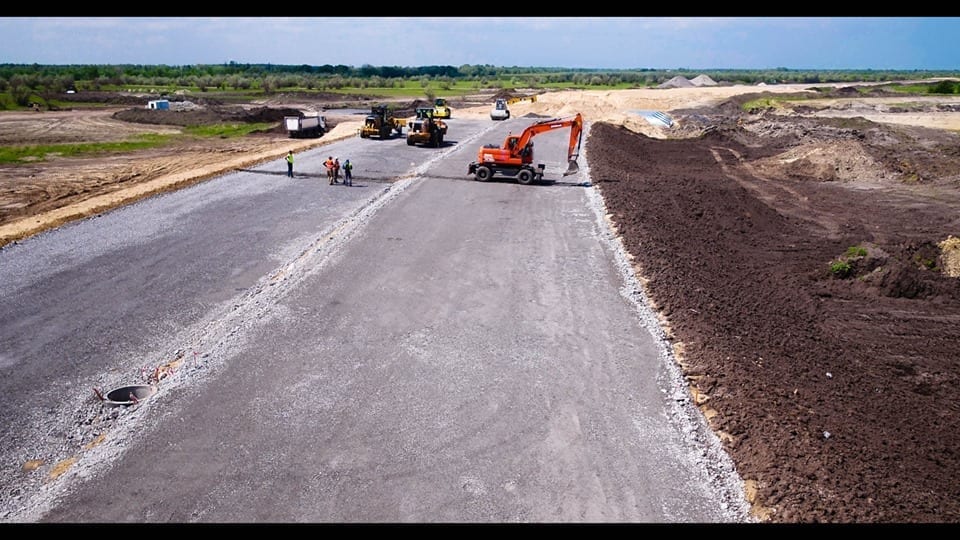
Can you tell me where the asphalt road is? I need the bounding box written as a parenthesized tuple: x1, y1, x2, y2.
(0, 116, 752, 523)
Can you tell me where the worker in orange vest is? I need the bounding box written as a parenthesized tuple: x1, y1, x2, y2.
(324, 156, 335, 185)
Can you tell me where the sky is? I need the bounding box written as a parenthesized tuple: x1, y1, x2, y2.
(1, 17, 958, 71)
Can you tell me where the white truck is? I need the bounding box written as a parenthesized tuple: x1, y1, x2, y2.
(284, 112, 327, 138)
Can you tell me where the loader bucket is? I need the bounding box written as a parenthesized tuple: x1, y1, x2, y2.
(563, 159, 580, 177)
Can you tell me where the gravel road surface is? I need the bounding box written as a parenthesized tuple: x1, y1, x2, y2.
(0, 117, 750, 523)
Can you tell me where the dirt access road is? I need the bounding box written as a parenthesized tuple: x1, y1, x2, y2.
(2, 84, 960, 522)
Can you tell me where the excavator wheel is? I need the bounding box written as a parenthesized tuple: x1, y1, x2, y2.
(517, 169, 534, 185)
(474, 166, 492, 182)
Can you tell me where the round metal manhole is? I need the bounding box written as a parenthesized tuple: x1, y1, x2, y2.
(104, 385, 156, 407)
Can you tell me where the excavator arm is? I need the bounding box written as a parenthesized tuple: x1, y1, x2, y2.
(566, 114, 584, 176)
(513, 113, 583, 176)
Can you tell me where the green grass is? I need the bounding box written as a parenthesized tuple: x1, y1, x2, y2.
(112, 79, 636, 101)
(335, 80, 491, 99)
(845, 245, 868, 258)
(52, 101, 118, 109)
(0, 133, 173, 164)
(870, 83, 926, 94)
(0, 92, 116, 111)
(0, 93, 16, 110)
(885, 82, 957, 95)
(182, 122, 273, 138)
(829, 245, 869, 278)
(0, 121, 275, 164)
(829, 259, 852, 277)
(741, 97, 785, 112)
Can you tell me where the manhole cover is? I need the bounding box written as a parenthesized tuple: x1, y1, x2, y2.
(104, 385, 156, 407)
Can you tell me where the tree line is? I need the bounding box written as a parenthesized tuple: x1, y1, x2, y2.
(1, 63, 958, 100)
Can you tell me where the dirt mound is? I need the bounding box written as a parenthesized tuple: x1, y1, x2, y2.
(490, 89, 517, 101)
(690, 74, 718, 87)
(587, 115, 960, 523)
(112, 105, 300, 127)
(659, 76, 695, 89)
(51, 91, 149, 106)
(110, 105, 326, 136)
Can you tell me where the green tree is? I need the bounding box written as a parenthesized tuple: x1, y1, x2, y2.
(929, 80, 958, 94)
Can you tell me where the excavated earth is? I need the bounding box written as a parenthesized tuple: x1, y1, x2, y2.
(588, 93, 960, 523)
(2, 87, 960, 523)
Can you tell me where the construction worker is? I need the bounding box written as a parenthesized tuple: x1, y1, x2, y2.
(333, 158, 341, 183)
(343, 159, 353, 186)
(325, 156, 335, 184)
(285, 150, 294, 178)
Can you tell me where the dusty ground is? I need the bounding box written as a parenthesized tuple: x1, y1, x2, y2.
(0, 95, 368, 246)
(2, 85, 960, 523)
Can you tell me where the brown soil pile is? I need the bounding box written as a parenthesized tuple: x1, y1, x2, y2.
(587, 101, 960, 522)
(113, 106, 301, 134)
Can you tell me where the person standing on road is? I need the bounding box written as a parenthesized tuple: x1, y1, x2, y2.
(333, 158, 341, 183)
(285, 150, 294, 178)
(325, 156, 335, 185)
(343, 159, 353, 186)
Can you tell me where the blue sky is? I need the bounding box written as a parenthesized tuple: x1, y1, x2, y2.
(1, 17, 958, 70)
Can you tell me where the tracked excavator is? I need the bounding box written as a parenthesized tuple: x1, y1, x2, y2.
(468, 113, 583, 185)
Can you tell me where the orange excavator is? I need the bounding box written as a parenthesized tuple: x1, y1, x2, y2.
(468, 113, 583, 184)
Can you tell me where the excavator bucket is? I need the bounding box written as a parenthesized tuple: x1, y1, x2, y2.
(563, 159, 580, 176)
